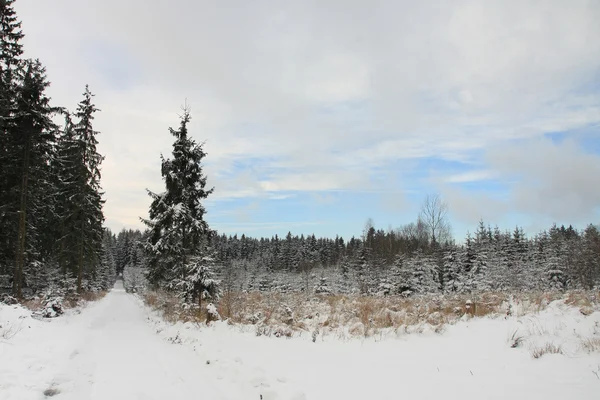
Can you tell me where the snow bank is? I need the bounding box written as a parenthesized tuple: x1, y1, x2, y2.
(144, 298, 600, 400)
(0, 298, 108, 400)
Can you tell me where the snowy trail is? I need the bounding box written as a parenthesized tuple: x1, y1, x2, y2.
(1, 282, 287, 400)
(48, 282, 228, 400)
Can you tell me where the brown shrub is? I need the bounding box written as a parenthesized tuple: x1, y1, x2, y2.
(145, 292, 160, 308)
(531, 343, 563, 359)
(356, 298, 375, 327)
(565, 292, 593, 308)
(581, 338, 600, 353)
(142, 289, 599, 339)
(22, 298, 44, 312)
(80, 291, 107, 302)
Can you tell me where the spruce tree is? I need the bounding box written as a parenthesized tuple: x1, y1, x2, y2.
(0, 0, 24, 292)
(97, 230, 116, 290)
(441, 247, 461, 293)
(580, 225, 600, 289)
(55, 86, 104, 292)
(408, 249, 439, 294)
(142, 106, 215, 299)
(12, 59, 59, 296)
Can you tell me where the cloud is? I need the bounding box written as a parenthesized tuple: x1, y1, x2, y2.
(436, 137, 600, 236)
(13, 0, 600, 236)
(487, 137, 600, 222)
(445, 170, 496, 183)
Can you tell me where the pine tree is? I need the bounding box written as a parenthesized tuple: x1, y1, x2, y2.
(142, 106, 215, 296)
(408, 249, 439, 294)
(75, 86, 105, 291)
(55, 113, 79, 277)
(172, 253, 220, 305)
(314, 274, 333, 295)
(458, 232, 477, 292)
(115, 231, 131, 275)
(441, 247, 461, 293)
(0, 0, 25, 293)
(97, 230, 116, 290)
(469, 221, 491, 291)
(55, 86, 105, 292)
(545, 225, 567, 290)
(12, 59, 59, 296)
(579, 225, 600, 289)
(352, 246, 372, 294)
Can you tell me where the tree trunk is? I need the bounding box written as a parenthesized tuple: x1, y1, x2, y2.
(13, 135, 31, 299)
(77, 216, 84, 293)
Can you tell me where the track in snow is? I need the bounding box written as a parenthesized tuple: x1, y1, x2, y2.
(43, 282, 265, 400)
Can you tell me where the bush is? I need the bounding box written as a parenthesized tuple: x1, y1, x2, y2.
(531, 343, 563, 359)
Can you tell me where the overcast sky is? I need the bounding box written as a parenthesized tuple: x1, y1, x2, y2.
(15, 0, 600, 240)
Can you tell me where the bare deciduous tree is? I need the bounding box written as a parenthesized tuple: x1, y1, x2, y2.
(419, 194, 452, 246)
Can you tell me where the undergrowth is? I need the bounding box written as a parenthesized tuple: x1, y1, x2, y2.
(142, 289, 599, 339)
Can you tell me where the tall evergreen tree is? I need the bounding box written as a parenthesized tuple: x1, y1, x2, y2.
(12, 59, 58, 296)
(97, 229, 117, 290)
(55, 86, 105, 292)
(142, 106, 215, 297)
(0, 0, 24, 292)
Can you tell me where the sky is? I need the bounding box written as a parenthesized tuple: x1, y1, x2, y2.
(14, 0, 600, 240)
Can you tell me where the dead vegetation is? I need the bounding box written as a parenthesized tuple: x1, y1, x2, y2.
(531, 343, 563, 359)
(580, 338, 600, 353)
(142, 289, 599, 339)
(21, 290, 107, 311)
(43, 387, 61, 397)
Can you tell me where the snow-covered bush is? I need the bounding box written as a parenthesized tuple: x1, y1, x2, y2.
(43, 297, 64, 318)
(172, 255, 221, 306)
(123, 266, 147, 293)
(1, 294, 18, 305)
(314, 276, 332, 295)
(206, 303, 221, 323)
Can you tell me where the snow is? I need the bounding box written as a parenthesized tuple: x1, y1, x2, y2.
(1, 283, 599, 400)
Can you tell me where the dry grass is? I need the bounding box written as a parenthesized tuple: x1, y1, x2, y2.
(80, 291, 107, 302)
(225, 292, 505, 335)
(565, 291, 597, 308)
(22, 298, 44, 312)
(144, 291, 213, 324)
(531, 343, 563, 359)
(21, 290, 107, 313)
(580, 338, 600, 353)
(142, 289, 599, 339)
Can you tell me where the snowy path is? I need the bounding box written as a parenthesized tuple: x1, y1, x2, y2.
(48, 282, 233, 399)
(2, 284, 600, 400)
(1, 282, 295, 400)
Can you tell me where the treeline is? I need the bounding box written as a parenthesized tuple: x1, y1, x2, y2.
(212, 221, 600, 294)
(118, 219, 600, 297)
(0, 1, 111, 298)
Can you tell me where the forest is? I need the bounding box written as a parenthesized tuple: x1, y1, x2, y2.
(0, 0, 111, 299)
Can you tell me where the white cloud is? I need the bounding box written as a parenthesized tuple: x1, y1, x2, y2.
(437, 137, 600, 235)
(445, 170, 496, 184)
(487, 138, 600, 222)
(14, 0, 600, 233)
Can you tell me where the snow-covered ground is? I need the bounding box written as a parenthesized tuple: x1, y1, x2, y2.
(1, 283, 599, 400)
